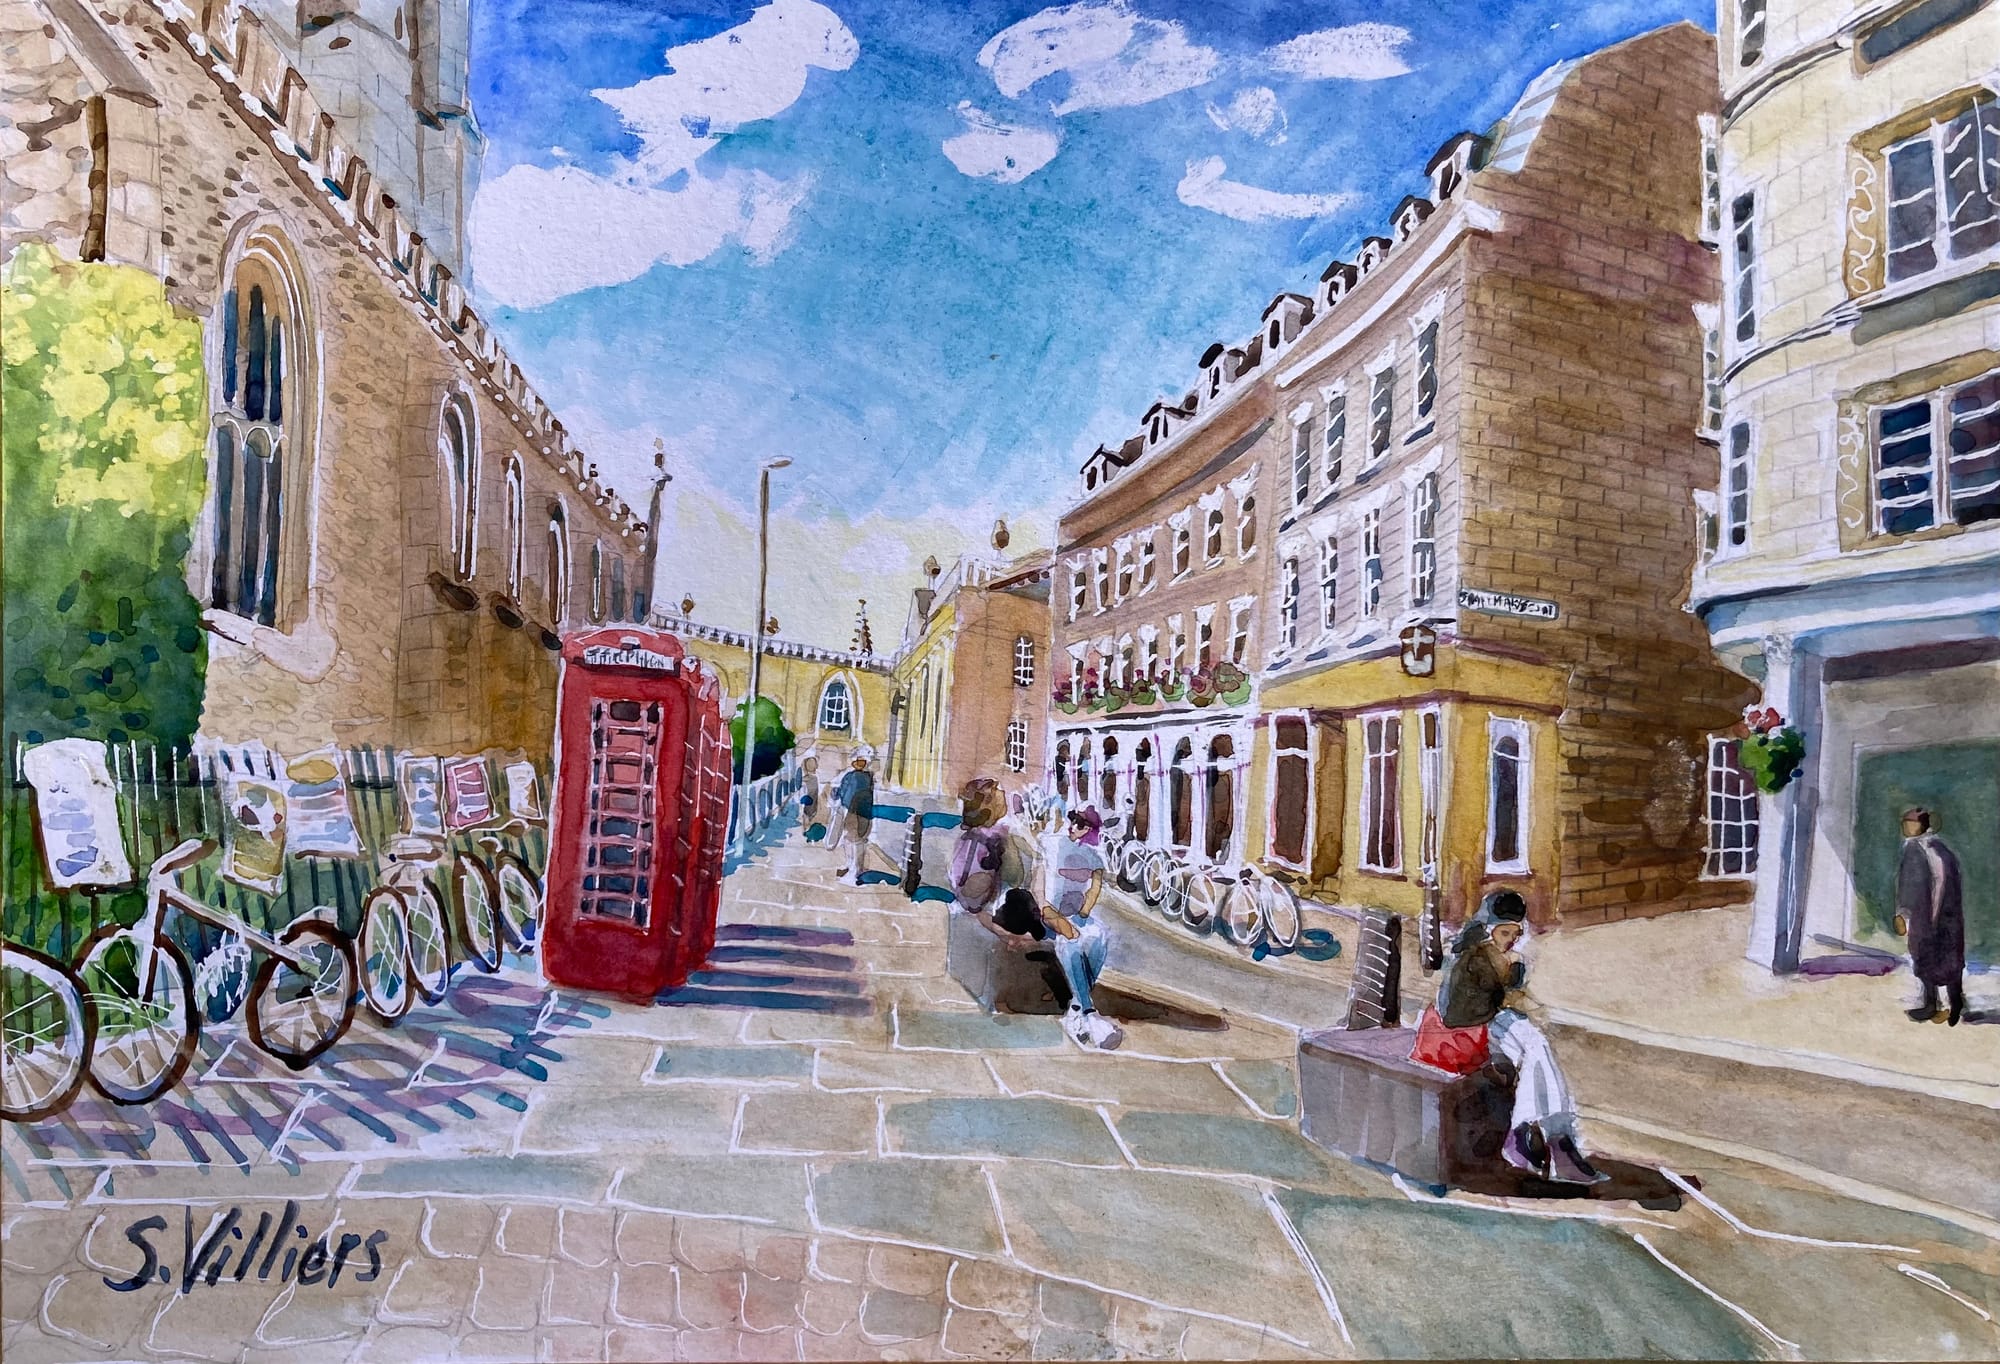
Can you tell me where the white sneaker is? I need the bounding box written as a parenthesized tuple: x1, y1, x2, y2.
(1084, 1012, 1124, 1051)
(1062, 1006, 1091, 1046)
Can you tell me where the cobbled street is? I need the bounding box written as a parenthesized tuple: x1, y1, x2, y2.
(4, 833, 1998, 1363)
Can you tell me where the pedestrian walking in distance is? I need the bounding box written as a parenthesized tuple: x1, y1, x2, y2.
(833, 750, 876, 885)
(1895, 806, 1965, 1026)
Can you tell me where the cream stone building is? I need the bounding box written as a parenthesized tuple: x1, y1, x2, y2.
(1692, 0, 2000, 971)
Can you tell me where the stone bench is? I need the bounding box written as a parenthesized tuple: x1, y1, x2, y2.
(1298, 1026, 1514, 1192)
(946, 907, 1071, 1014)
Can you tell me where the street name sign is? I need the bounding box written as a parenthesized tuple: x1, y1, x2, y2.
(1458, 587, 1559, 622)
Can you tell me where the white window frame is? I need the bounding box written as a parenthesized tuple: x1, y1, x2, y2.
(1092, 547, 1111, 613)
(818, 677, 854, 733)
(1006, 717, 1029, 773)
(1730, 190, 1757, 345)
(1138, 623, 1160, 679)
(1233, 486, 1258, 560)
(1166, 615, 1187, 673)
(1068, 562, 1087, 622)
(1360, 711, 1402, 874)
(1417, 705, 1445, 880)
(1408, 472, 1438, 607)
(1694, 303, 1723, 439)
(1724, 420, 1752, 551)
(1704, 735, 1760, 879)
(502, 456, 524, 600)
(1485, 716, 1531, 875)
(1279, 553, 1301, 649)
(1697, 114, 1722, 245)
(1364, 343, 1397, 467)
(1114, 536, 1135, 601)
(1195, 604, 1217, 667)
(1266, 711, 1315, 874)
(1361, 508, 1383, 618)
(1736, 0, 1766, 66)
(1413, 321, 1440, 424)
(1226, 596, 1253, 665)
(1066, 642, 1088, 702)
(1321, 383, 1348, 489)
(1317, 534, 1339, 633)
(1870, 364, 2000, 534)
(546, 503, 570, 623)
(1290, 403, 1314, 508)
(1883, 95, 2000, 286)
(1170, 510, 1194, 579)
(1115, 634, 1135, 689)
(1137, 534, 1158, 592)
(442, 396, 479, 581)
(1013, 634, 1036, 687)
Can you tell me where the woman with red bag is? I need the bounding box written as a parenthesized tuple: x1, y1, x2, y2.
(1414, 890, 1606, 1186)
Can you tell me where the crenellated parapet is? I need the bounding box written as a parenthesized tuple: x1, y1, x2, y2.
(149, 0, 646, 548)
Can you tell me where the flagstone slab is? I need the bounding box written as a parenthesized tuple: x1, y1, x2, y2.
(881, 1096, 1125, 1167)
(516, 1086, 739, 1155)
(1273, 1188, 1755, 1360)
(811, 1046, 1001, 1096)
(1218, 1059, 1300, 1118)
(1112, 1111, 1369, 1191)
(735, 1092, 880, 1156)
(613, 1157, 812, 1230)
(349, 1155, 614, 1204)
(893, 1008, 1067, 1053)
(985, 1054, 1248, 1115)
(808, 1159, 1006, 1258)
(647, 1044, 816, 1084)
(985, 1164, 1344, 1355)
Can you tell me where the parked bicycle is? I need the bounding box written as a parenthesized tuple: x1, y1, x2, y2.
(1220, 863, 1304, 952)
(356, 833, 455, 1022)
(1126, 843, 1304, 956)
(1, 942, 95, 1122)
(73, 839, 357, 1103)
(477, 819, 543, 952)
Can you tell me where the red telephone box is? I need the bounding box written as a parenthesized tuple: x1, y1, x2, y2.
(542, 627, 729, 1000)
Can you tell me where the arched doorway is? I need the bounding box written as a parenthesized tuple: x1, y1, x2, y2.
(1133, 738, 1154, 843)
(1055, 738, 1071, 801)
(1206, 734, 1236, 861)
(1100, 736, 1120, 818)
(1170, 737, 1194, 851)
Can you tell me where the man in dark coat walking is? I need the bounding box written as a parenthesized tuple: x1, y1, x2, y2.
(1895, 807, 1965, 1025)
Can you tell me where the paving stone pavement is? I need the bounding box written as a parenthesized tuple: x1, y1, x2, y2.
(5, 832, 1999, 1362)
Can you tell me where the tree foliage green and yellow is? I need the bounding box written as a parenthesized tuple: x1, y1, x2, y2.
(3, 243, 209, 745)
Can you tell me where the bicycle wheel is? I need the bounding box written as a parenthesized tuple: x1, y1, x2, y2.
(1139, 849, 1171, 906)
(2, 944, 95, 1122)
(248, 920, 356, 1069)
(452, 853, 503, 973)
(404, 881, 453, 1005)
(76, 926, 199, 1105)
(491, 851, 541, 951)
(1159, 860, 1192, 920)
(1182, 869, 1223, 931)
(1259, 875, 1303, 951)
(1222, 875, 1266, 947)
(356, 889, 414, 1023)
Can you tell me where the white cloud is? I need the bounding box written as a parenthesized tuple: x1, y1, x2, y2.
(1263, 23, 1412, 81)
(471, 164, 812, 309)
(593, 0, 858, 181)
(1204, 86, 1287, 144)
(1175, 156, 1355, 223)
(977, 1, 1217, 115)
(941, 102, 1061, 183)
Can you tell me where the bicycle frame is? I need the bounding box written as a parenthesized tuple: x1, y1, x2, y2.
(134, 841, 309, 995)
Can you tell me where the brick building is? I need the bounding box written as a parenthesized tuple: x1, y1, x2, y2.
(1691, 0, 2000, 971)
(1049, 307, 1299, 861)
(3, 0, 645, 763)
(886, 549, 1052, 800)
(1239, 23, 1754, 930)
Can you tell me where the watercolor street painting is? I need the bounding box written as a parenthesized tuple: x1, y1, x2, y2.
(3, 0, 1998, 1360)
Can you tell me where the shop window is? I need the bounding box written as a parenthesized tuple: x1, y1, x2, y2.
(1100, 736, 1120, 814)
(1133, 739, 1154, 841)
(1055, 739, 1072, 800)
(1487, 717, 1530, 873)
(1418, 709, 1444, 878)
(1271, 716, 1310, 869)
(1705, 736, 1760, 878)
(1361, 713, 1402, 873)
(1169, 738, 1194, 850)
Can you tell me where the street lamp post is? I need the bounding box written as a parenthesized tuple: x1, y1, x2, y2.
(740, 458, 792, 807)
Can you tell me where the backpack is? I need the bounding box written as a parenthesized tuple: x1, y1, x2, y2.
(949, 827, 1005, 911)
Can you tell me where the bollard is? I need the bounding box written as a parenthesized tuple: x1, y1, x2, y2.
(900, 816, 923, 898)
(1343, 910, 1404, 1030)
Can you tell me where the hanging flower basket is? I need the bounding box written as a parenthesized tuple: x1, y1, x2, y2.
(1738, 706, 1806, 793)
(1157, 677, 1186, 703)
(1210, 660, 1251, 706)
(1186, 667, 1218, 708)
(1056, 699, 1079, 715)
(1104, 687, 1129, 713)
(1129, 684, 1158, 707)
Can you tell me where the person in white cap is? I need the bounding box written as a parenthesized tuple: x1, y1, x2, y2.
(832, 748, 876, 884)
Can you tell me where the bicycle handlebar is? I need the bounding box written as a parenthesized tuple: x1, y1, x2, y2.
(148, 838, 216, 887)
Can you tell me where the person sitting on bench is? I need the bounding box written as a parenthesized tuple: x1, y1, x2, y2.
(1424, 890, 1606, 1185)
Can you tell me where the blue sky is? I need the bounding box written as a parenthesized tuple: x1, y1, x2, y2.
(468, 0, 1710, 647)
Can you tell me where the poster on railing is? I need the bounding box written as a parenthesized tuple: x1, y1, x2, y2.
(444, 755, 494, 830)
(397, 754, 446, 837)
(284, 746, 363, 857)
(220, 767, 288, 894)
(22, 738, 133, 889)
(504, 759, 543, 821)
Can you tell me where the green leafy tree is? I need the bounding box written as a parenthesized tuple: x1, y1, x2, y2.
(729, 695, 796, 783)
(2, 244, 209, 747)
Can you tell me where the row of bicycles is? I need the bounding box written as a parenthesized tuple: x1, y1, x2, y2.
(1109, 832, 1305, 953)
(2, 825, 542, 1123)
